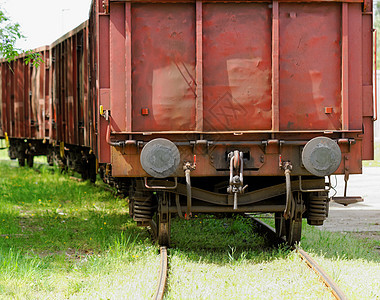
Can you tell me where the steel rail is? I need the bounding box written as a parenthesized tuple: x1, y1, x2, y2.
(153, 246, 168, 300)
(297, 248, 348, 300)
(245, 214, 348, 300)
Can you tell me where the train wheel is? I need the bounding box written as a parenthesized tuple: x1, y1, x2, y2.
(157, 192, 171, 246)
(286, 192, 303, 245)
(18, 157, 25, 167)
(26, 155, 34, 168)
(285, 219, 302, 246)
(47, 152, 54, 166)
(276, 192, 303, 245)
(88, 154, 97, 183)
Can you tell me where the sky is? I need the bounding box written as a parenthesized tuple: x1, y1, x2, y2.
(0, 0, 93, 50)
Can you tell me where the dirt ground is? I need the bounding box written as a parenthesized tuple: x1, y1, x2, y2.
(320, 167, 380, 238)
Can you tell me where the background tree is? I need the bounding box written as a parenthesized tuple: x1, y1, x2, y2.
(0, 9, 42, 66)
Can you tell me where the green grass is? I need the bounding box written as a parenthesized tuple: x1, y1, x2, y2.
(167, 215, 380, 299)
(0, 155, 158, 299)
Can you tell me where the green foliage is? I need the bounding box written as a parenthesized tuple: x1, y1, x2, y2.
(23, 50, 44, 67)
(0, 9, 42, 67)
(0, 10, 21, 61)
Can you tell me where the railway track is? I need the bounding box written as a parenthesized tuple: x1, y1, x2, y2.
(153, 246, 168, 300)
(246, 214, 348, 300)
(152, 214, 348, 300)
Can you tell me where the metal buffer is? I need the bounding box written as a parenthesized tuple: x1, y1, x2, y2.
(227, 150, 248, 210)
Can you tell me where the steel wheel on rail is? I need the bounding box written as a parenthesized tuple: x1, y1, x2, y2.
(18, 157, 25, 167)
(275, 213, 301, 245)
(275, 192, 303, 245)
(285, 219, 302, 246)
(287, 192, 303, 245)
(27, 155, 34, 168)
(157, 192, 171, 246)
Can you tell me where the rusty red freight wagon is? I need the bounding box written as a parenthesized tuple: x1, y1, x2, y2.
(49, 21, 98, 181)
(91, 0, 375, 245)
(0, 47, 51, 167)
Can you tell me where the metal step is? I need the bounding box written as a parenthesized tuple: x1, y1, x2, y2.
(332, 196, 363, 206)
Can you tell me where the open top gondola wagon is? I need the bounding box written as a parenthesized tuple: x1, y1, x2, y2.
(0, 0, 375, 246)
(0, 47, 51, 167)
(90, 0, 375, 245)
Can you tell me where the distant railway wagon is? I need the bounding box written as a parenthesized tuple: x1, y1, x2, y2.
(49, 21, 97, 181)
(0, 0, 375, 245)
(0, 47, 50, 166)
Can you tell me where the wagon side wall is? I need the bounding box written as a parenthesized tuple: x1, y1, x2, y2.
(50, 22, 91, 149)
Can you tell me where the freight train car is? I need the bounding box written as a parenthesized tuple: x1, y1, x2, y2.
(49, 21, 97, 181)
(91, 0, 375, 245)
(0, 47, 51, 167)
(0, 0, 375, 246)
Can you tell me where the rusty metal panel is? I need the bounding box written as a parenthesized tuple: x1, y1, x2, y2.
(67, 37, 74, 145)
(2, 63, 10, 136)
(110, 2, 127, 132)
(79, 30, 88, 147)
(72, 35, 79, 146)
(131, 3, 196, 132)
(111, 0, 365, 3)
(56, 43, 65, 143)
(203, 3, 272, 131)
(195, 1, 203, 131)
(31, 62, 40, 138)
(50, 48, 57, 141)
(23, 62, 30, 138)
(0, 64, 4, 137)
(272, 1, 280, 131)
(362, 12, 373, 114)
(9, 61, 15, 137)
(279, 3, 342, 131)
(31, 55, 45, 139)
(99, 16, 110, 90)
(0, 66, 2, 137)
(347, 4, 362, 130)
(15, 59, 25, 138)
(59, 42, 64, 143)
(51, 25, 91, 148)
(362, 116, 374, 159)
(45, 49, 51, 139)
(361, 10, 374, 160)
(95, 0, 112, 163)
